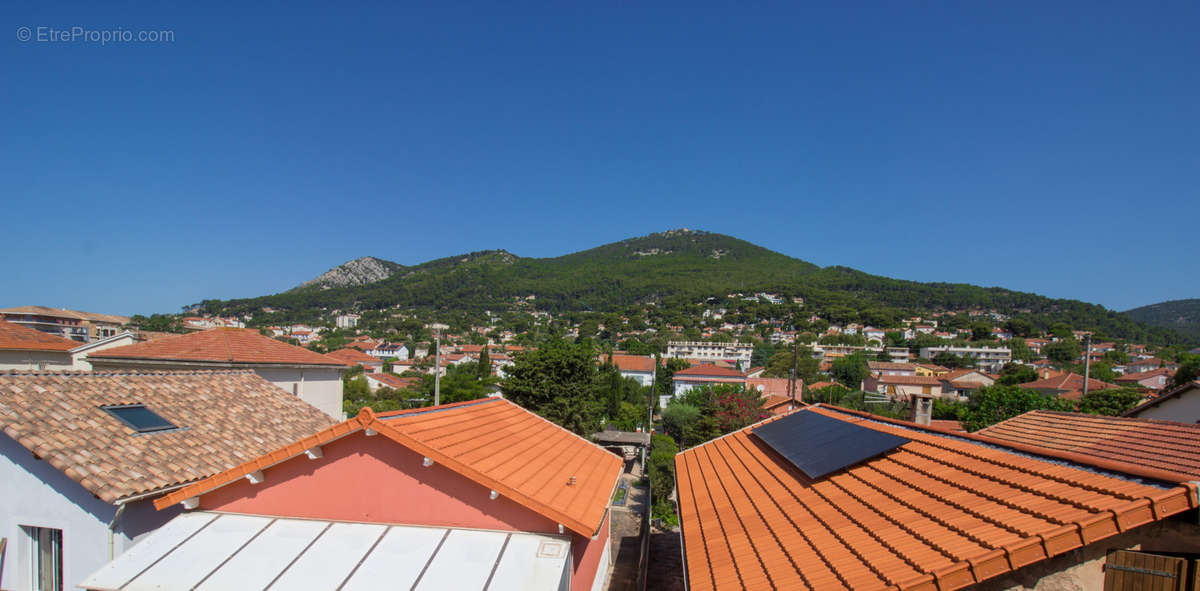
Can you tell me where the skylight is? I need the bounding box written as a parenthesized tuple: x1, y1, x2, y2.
(101, 404, 178, 433)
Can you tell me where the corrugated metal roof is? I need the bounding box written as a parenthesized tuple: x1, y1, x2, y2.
(80, 512, 572, 591)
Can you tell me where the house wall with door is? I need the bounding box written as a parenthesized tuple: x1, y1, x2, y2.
(973, 517, 1200, 590)
(0, 432, 177, 591)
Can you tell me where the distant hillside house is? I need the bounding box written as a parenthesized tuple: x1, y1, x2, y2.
(1021, 372, 1117, 401)
(366, 342, 409, 360)
(919, 345, 1011, 372)
(87, 399, 622, 591)
(325, 347, 384, 373)
(862, 374, 944, 400)
(669, 364, 747, 407)
(0, 370, 335, 591)
(600, 354, 656, 387)
(0, 305, 130, 343)
(0, 319, 77, 370)
(86, 328, 351, 419)
(1114, 367, 1173, 391)
(667, 340, 753, 369)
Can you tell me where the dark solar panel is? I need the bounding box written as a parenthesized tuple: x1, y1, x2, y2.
(751, 411, 909, 479)
(102, 405, 178, 433)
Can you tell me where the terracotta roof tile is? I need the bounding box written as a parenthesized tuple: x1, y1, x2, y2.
(676, 404, 1198, 591)
(0, 370, 336, 503)
(977, 410, 1200, 480)
(89, 328, 345, 366)
(674, 364, 747, 378)
(325, 347, 382, 365)
(870, 375, 942, 386)
(601, 354, 657, 373)
(366, 373, 420, 390)
(156, 398, 622, 537)
(0, 320, 79, 351)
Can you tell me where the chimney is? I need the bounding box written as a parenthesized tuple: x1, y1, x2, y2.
(911, 392, 934, 426)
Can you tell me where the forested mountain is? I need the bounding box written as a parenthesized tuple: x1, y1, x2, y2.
(1124, 299, 1200, 341)
(194, 230, 1191, 345)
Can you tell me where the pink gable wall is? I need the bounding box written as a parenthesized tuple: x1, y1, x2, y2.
(200, 430, 559, 533)
(197, 430, 611, 591)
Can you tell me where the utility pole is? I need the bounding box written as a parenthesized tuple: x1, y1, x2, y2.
(789, 333, 800, 404)
(430, 323, 448, 406)
(1081, 333, 1092, 399)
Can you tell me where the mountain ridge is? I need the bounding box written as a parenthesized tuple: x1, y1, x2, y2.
(195, 229, 1192, 345)
(1124, 299, 1200, 342)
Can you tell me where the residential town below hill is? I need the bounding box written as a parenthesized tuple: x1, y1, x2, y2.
(1, 302, 1199, 591)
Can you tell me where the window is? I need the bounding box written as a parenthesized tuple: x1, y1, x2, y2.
(22, 526, 62, 591)
(100, 404, 178, 433)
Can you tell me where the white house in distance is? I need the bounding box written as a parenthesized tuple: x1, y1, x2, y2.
(0, 370, 335, 591)
(601, 354, 657, 387)
(85, 328, 351, 419)
(668, 364, 747, 408)
(666, 340, 753, 368)
(0, 319, 77, 370)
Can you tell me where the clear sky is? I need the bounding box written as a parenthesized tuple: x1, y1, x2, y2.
(4, 2, 1197, 316)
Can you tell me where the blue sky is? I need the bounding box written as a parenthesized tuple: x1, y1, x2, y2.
(3, 2, 1197, 315)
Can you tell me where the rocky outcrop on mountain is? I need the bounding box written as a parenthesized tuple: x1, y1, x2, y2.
(299, 256, 399, 290)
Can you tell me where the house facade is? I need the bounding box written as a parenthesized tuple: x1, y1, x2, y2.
(666, 341, 753, 368)
(86, 328, 350, 419)
(84, 399, 622, 591)
(0, 320, 77, 370)
(0, 370, 335, 591)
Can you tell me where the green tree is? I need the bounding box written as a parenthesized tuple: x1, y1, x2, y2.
(831, 353, 869, 388)
(502, 340, 602, 435)
(960, 385, 1073, 432)
(1167, 355, 1199, 390)
(661, 401, 701, 444)
(970, 321, 991, 341)
(996, 363, 1038, 386)
(1079, 387, 1143, 416)
(932, 351, 971, 369)
(1044, 339, 1082, 365)
(476, 346, 490, 379)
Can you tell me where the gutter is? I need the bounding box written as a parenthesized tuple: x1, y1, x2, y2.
(106, 503, 126, 560)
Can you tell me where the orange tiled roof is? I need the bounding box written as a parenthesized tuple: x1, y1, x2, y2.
(977, 410, 1200, 480)
(325, 347, 383, 365)
(602, 353, 657, 373)
(676, 404, 1198, 591)
(867, 361, 916, 371)
(871, 374, 942, 386)
(0, 370, 336, 503)
(89, 328, 346, 367)
(1021, 372, 1116, 400)
(366, 373, 420, 390)
(674, 364, 746, 378)
(1114, 367, 1172, 382)
(156, 398, 622, 537)
(0, 320, 79, 352)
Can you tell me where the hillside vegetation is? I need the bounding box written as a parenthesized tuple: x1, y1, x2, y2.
(195, 230, 1191, 345)
(1124, 299, 1200, 341)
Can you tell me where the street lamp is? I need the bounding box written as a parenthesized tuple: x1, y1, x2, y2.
(429, 323, 449, 406)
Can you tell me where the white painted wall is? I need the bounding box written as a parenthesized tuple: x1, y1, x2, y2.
(253, 367, 345, 420)
(0, 350, 73, 371)
(0, 432, 177, 591)
(620, 371, 654, 387)
(70, 334, 138, 370)
(1131, 390, 1200, 424)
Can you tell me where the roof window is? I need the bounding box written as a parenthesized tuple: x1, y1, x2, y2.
(101, 404, 178, 433)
